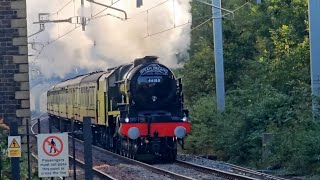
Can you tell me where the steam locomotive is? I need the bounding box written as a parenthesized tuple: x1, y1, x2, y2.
(47, 56, 191, 161)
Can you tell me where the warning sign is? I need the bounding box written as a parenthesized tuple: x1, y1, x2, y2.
(37, 133, 69, 177)
(8, 136, 21, 157)
(9, 138, 20, 148)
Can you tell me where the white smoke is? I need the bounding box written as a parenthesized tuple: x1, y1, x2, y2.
(27, 0, 191, 78)
(30, 82, 54, 112)
(27, 0, 192, 113)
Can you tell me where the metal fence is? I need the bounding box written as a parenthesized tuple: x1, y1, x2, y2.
(0, 116, 93, 180)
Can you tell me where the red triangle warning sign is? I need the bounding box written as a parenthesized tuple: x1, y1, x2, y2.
(9, 138, 20, 148)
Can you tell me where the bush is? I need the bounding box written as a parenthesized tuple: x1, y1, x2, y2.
(268, 122, 320, 175)
(184, 95, 244, 160)
(0, 129, 10, 180)
(184, 84, 318, 174)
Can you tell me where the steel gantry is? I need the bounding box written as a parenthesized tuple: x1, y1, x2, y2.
(308, 0, 320, 119)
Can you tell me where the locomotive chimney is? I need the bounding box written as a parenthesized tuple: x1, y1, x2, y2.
(133, 56, 159, 67)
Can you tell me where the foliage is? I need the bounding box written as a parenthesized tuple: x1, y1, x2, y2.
(182, 46, 215, 103)
(268, 123, 320, 175)
(0, 128, 30, 179)
(0, 128, 10, 179)
(182, 0, 319, 175)
(185, 95, 244, 159)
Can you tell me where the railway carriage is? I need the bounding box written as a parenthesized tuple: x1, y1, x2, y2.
(47, 56, 191, 161)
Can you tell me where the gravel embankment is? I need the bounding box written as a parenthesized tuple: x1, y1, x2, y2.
(177, 154, 232, 173)
(154, 163, 226, 180)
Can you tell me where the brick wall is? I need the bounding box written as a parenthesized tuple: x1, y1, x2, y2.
(0, 0, 30, 129)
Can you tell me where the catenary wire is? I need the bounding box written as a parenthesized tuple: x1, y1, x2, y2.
(52, 0, 73, 15)
(32, 0, 122, 62)
(91, 0, 169, 21)
(144, 0, 250, 38)
(127, 0, 169, 20)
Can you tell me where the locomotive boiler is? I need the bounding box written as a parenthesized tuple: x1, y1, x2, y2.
(47, 56, 191, 161)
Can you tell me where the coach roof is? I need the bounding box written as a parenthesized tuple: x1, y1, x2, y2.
(80, 71, 106, 84)
(52, 74, 89, 90)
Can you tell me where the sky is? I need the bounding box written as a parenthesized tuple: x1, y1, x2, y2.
(27, 0, 192, 112)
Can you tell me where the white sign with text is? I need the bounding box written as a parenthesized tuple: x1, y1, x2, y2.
(37, 133, 69, 177)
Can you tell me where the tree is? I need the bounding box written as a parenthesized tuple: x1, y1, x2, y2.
(182, 0, 320, 175)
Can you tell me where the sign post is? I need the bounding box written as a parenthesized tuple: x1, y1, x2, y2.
(9, 121, 20, 180)
(37, 133, 69, 178)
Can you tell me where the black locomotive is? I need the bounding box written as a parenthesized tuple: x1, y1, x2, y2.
(47, 56, 191, 162)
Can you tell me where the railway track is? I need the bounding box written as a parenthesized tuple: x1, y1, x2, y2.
(69, 155, 116, 180)
(72, 136, 196, 180)
(68, 138, 286, 180)
(30, 116, 286, 180)
(224, 162, 287, 180)
(174, 160, 287, 180)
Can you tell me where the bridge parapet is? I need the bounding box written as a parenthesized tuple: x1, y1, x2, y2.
(0, 0, 30, 136)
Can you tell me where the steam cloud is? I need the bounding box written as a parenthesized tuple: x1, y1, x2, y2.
(27, 0, 192, 112)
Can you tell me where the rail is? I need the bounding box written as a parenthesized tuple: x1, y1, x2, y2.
(73, 137, 196, 180)
(175, 160, 258, 180)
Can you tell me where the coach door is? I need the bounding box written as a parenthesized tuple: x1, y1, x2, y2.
(65, 89, 68, 117)
(73, 87, 80, 121)
(72, 88, 75, 118)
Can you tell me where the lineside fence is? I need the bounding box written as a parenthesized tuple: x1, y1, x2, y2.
(0, 116, 94, 180)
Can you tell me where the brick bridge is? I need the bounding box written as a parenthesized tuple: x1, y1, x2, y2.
(0, 0, 30, 135)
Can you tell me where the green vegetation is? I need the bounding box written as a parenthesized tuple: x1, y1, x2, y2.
(182, 0, 320, 176)
(0, 128, 10, 179)
(0, 128, 30, 179)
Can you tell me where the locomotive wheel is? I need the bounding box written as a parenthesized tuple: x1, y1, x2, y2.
(121, 140, 126, 156)
(128, 142, 133, 159)
(129, 140, 137, 159)
(127, 145, 130, 158)
(120, 147, 124, 156)
(100, 132, 106, 148)
(124, 140, 129, 157)
(111, 139, 115, 153)
(106, 129, 111, 150)
(130, 149, 135, 159)
(92, 130, 97, 146)
(108, 136, 113, 151)
(163, 139, 177, 163)
(115, 138, 121, 154)
(168, 149, 177, 162)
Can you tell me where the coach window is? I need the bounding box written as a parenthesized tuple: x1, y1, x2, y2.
(88, 88, 90, 108)
(88, 88, 91, 108)
(73, 88, 76, 107)
(60, 90, 62, 104)
(63, 90, 65, 105)
(88, 87, 94, 109)
(62, 90, 64, 104)
(80, 88, 82, 105)
(86, 87, 89, 107)
(55, 92, 58, 104)
(80, 87, 83, 105)
(92, 87, 95, 109)
(67, 89, 69, 105)
(82, 87, 85, 106)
